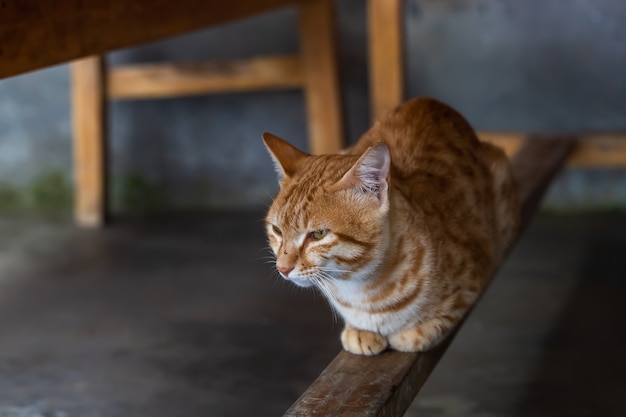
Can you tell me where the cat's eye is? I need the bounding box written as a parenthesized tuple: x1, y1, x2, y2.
(310, 229, 329, 240)
(272, 225, 282, 236)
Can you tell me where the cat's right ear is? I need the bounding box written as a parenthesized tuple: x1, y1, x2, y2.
(330, 142, 391, 208)
(262, 132, 309, 181)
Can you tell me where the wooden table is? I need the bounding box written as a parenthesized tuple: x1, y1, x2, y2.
(0, 1, 303, 78)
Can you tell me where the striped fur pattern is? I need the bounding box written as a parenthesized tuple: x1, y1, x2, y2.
(264, 98, 520, 355)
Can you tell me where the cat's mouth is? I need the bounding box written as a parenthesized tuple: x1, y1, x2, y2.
(281, 274, 315, 288)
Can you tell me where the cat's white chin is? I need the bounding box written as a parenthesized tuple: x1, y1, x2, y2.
(285, 276, 315, 288)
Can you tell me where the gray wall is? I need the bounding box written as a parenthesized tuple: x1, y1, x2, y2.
(1, 0, 625, 213)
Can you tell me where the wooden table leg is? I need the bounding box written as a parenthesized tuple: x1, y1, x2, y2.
(71, 56, 108, 227)
(298, 0, 345, 154)
(368, 0, 404, 121)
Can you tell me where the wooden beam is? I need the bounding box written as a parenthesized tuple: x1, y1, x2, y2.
(71, 56, 108, 227)
(108, 55, 303, 100)
(283, 138, 575, 417)
(368, 0, 405, 121)
(298, 0, 345, 154)
(510, 138, 576, 226)
(479, 132, 626, 167)
(0, 0, 296, 79)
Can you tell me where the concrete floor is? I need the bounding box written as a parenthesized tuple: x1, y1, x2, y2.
(0, 212, 625, 416)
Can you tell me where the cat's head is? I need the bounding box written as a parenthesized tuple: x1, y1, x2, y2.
(263, 132, 391, 288)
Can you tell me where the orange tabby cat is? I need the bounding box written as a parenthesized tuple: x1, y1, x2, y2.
(263, 97, 519, 355)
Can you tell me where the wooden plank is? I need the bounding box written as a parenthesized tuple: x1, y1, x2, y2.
(480, 132, 626, 167)
(71, 56, 107, 227)
(298, 0, 345, 154)
(0, 0, 296, 79)
(368, 0, 404, 121)
(108, 55, 303, 99)
(511, 137, 575, 226)
(284, 138, 575, 417)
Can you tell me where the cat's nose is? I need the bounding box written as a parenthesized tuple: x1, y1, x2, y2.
(277, 263, 294, 276)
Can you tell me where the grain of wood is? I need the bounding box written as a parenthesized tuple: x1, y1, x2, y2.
(368, 0, 404, 121)
(283, 138, 575, 417)
(0, 0, 296, 79)
(108, 55, 303, 99)
(71, 56, 107, 227)
(298, 0, 345, 154)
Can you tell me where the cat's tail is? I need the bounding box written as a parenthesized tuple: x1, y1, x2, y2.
(481, 142, 521, 259)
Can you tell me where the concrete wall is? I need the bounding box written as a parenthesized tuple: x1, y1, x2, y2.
(1, 0, 625, 213)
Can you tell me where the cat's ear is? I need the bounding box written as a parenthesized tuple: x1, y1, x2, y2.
(333, 142, 390, 206)
(262, 132, 309, 180)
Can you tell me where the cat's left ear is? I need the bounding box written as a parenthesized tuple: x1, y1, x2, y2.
(262, 132, 309, 181)
(332, 142, 391, 207)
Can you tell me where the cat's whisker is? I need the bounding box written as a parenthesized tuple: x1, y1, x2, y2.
(316, 270, 342, 285)
(317, 265, 347, 270)
(256, 247, 277, 262)
(317, 266, 351, 272)
(311, 275, 339, 323)
(255, 255, 277, 261)
(254, 255, 278, 266)
(317, 267, 353, 276)
(258, 246, 276, 255)
(313, 273, 339, 299)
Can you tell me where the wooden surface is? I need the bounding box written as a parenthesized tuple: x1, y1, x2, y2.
(0, 0, 296, 79)
(71, 56, 107, 227)
(480, 132, 626, 167)
(298, 0, 345, 154)
(108, 55, 303, 99)
(284, 138, 575, 417)
(368, 0, 404, 121)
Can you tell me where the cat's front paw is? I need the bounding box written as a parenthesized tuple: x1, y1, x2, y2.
(388, 320, 449, 352)
(341, 326, 388, 356)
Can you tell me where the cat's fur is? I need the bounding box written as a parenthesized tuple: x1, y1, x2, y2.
(263, 98, 520, 355)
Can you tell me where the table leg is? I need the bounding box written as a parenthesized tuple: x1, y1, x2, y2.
(71, 56, 108, 227)
(368, 0, 405, 121)
(298, 0, 345, 154)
